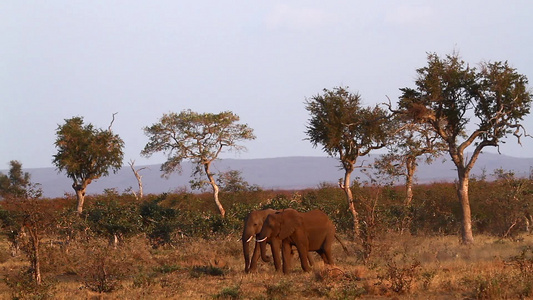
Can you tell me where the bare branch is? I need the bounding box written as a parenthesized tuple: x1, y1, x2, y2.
(108, 112, 118, 131)
(128, 159, 147, 199)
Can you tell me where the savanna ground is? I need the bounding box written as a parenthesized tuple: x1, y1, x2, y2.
(2, 178, 533, 299)
(1, 232, 532, 299)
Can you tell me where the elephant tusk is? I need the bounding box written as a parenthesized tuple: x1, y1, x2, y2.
(256, 237, 267, 243)
(246, 235, 254, 243)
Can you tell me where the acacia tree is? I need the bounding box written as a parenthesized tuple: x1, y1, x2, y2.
(305, 87, 392, 238)
(141, 110, 255, 218)
(374, 113, 445, 206)
(53, 116, 124, 213)
(398, 53, 532, 244)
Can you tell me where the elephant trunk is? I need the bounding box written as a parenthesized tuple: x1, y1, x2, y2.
(242, 232, 253, 272)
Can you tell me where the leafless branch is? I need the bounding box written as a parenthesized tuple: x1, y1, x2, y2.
(129, 159, 147, 199)
(108, 112, 118, 131)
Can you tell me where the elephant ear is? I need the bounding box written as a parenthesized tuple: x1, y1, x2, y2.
(279, 210, 301, 240)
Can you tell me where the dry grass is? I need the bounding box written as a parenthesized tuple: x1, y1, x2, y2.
(1, 233, 532, 299)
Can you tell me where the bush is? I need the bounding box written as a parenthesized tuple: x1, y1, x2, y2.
(139, 197, 181, 247)
(85, 199, 142, 245)
(5, 269, 56, 299)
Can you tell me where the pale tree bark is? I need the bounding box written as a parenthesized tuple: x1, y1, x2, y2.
(457, 172, 474, 244)
(204, 162, 225, 218)
(129, 160, 146, 200)
(449, 142, 482, 245)
(73, 179, 90, 214)
(405, 158, 416, 206)
(339, 168, 359, 239)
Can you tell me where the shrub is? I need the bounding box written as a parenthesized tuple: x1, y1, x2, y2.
(265, 280, 292, 299)
(85, 199, 142, 246)
(377, 258, 421, 294)
(5, 269, 56, 300)
(189, 265, 226, 278)
(214, 285, 241, 299)
(139, 197, 180, 247)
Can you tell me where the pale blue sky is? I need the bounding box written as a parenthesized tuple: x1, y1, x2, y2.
(2, 1, 533, 168)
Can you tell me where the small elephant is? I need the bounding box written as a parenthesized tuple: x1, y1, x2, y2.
(242, 208, 280, 273)
(257, 208, 336, 274)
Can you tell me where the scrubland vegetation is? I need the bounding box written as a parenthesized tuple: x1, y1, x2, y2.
(1, 176, 532, 299)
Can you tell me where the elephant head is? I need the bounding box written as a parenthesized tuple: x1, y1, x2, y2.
(257, 209, 301, 242)
(242, 209, 277, 272)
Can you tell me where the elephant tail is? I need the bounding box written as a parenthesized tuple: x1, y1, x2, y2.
(335, 234, 350, 255)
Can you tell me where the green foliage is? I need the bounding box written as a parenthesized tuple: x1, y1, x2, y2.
(399, 52, 532, 149)
(214, 285, 241, 299)
(141, 110, 255, 177)
(305, 87, 392, 171)
(189, 265, 226, 278)
(139, 197, 181, 247)
(85, 199, 142, 243)
(0, 160, 39, 199)
(218, 170, 261, 193)
(52, 116, 124, 186)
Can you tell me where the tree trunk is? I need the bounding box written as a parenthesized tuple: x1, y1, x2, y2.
(73, 184, 87, 214)
(27, 226, 41, 285)
(457, 172, 474, 244)
(340, 170, 360, 239)
(204, 163, 225, 218)
(129, 160, 145, 200)
(405, 157, 416, 206)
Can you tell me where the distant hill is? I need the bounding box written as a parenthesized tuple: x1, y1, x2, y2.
(4, 154, 533, 198)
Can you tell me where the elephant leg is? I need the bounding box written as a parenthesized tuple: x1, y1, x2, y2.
(324, 243, 335, 265)
(281, 241, 292, 274)
(296, 245, 311, 272)
(324, 251, 334, 265)
(259, 240, 271, 263)
(271, 241, 282, 272)
(307, 252, 314, 266)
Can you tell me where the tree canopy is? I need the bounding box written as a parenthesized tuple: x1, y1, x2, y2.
(0, 160, 39, 199)
(305, 87, 392, 173)
(53, 116, 124, 213)
(141, 109, 255, 217)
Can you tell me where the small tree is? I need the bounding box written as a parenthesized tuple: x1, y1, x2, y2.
(374, 111, 446, 206)
(53, 116, 124, 213)
(398, 52, 532, 244)
(0, 161, 50, 286)
(305, 87, 392, 238)
(141, 110, 255, 217)
(0, 160, 33, 199)
(218, 170, 260, 193)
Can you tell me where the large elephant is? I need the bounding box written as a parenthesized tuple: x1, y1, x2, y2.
(242, 208, 281, 273)
(257, 208, 336, 274)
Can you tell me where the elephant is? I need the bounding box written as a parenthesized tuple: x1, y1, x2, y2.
(257, 208, 336, 274)
(242, 208, 280, 273)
